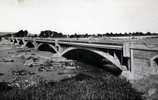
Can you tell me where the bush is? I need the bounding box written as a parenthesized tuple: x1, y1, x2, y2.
(0, 72, 143, 100)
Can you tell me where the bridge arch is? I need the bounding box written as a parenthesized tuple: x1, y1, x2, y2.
(18, 39, 24, 45)
(37, 43, 58, 53)
(10, 39, 13, 42)
(151, 55, 158, 66)
(14, 39, 18, 44)
(61, 47, 123, 75)
(150, 55, 158, 73)
(25, 41, 36, 48)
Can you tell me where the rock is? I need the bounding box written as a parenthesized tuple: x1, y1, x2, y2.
(65, 66, 76, 69)
(24, 59, 34, 66)
(51, 56, 67, 62)
(12, 70, 28, 76)
(64, 60, 76, 66)
(148, 88, 156, 96)
(0, 73, 4, 76)
(17, 49, 31, 53)
(0, 57, 14, 62)
(52, 62, 62, 67)
(58, 69, 76, 75)
(120, 71, 133, 80)
(12, 69, 35, 76)
(38, 67, 45, 72)
(28, 64, 33, 67)
(29, 71, 36, 75)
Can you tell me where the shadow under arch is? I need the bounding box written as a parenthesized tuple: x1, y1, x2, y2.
(14, 39, 17, 44)
(10, 39, 13, 42)
(151, 55, 158, 67)
(61, 47, 122, 76)
(18, 40, 24, 45)
(25, 41, 35, 48)
(37, 43, 58, 53)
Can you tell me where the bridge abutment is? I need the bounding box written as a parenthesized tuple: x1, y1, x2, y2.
(130, 49, 158, 80)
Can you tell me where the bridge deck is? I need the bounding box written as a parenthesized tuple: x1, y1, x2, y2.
(14, 37, 158, 50)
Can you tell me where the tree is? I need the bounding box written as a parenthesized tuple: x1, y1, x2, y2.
(39, 30, 65, 38)
(146, 32, 151, 35)
(51, 31, 64, 38)
(13, 30, 28, 37)
(39, 30, 53, 38)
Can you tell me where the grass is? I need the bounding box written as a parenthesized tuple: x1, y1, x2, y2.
(0, 72, 143, 100)
(133, 74, 158, 100)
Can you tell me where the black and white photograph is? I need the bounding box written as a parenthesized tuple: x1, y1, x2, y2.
(0, 0, 158, 100)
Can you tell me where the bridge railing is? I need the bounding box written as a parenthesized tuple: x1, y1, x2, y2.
(15, 37, 125, 47)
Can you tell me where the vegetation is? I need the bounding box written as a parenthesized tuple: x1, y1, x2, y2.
(13, 30, 28, 37)
(0, 72, 143, 100)
(39, 30, 66, 38)
(1, 29, 158, 38)
(38, 31, 158, 38)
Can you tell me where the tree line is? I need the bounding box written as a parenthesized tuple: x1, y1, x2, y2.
(2, 30, 28, 37)
(33, 31, 158, 38)
(2, 30, 158, 38)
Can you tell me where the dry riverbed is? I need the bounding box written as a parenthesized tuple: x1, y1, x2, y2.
(0, 39, 80, 89)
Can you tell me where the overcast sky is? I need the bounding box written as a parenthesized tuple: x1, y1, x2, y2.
(0, 0, 158, 34)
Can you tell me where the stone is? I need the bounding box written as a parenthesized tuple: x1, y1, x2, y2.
(65, 66, 76, 69)
(24, 59, 34, 66)
(121, 71, 134, 80)
(0, 57, 14, 62)
(148, 88, 156, 96)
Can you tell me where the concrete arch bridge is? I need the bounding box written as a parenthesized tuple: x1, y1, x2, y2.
(9, 37, 158, 80)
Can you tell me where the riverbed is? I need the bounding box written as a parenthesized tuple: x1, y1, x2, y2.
(0, 38, 111, 87)
(0, 38, 145, 100)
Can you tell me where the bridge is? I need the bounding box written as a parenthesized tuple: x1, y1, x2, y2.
(9, 37, 158, 80)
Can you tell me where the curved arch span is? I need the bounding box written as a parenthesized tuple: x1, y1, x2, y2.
(14, 39, 18, 44)
(37, 43, 58, 53)
(151, 55, 158, 62)
(151, 55, 158, 67)
(18, 39, 24, 45)
(10, 39, 13, 42)
(25, 41, 36, 48)
(61, 47, 123, 75)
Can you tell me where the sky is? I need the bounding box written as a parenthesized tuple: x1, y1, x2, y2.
(0, 0, 158, 34)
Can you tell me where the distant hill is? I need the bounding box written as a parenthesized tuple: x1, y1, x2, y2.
(0, 32, 15, 37)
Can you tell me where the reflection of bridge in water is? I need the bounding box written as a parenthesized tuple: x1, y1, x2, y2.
(10, 37, 158, 80)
